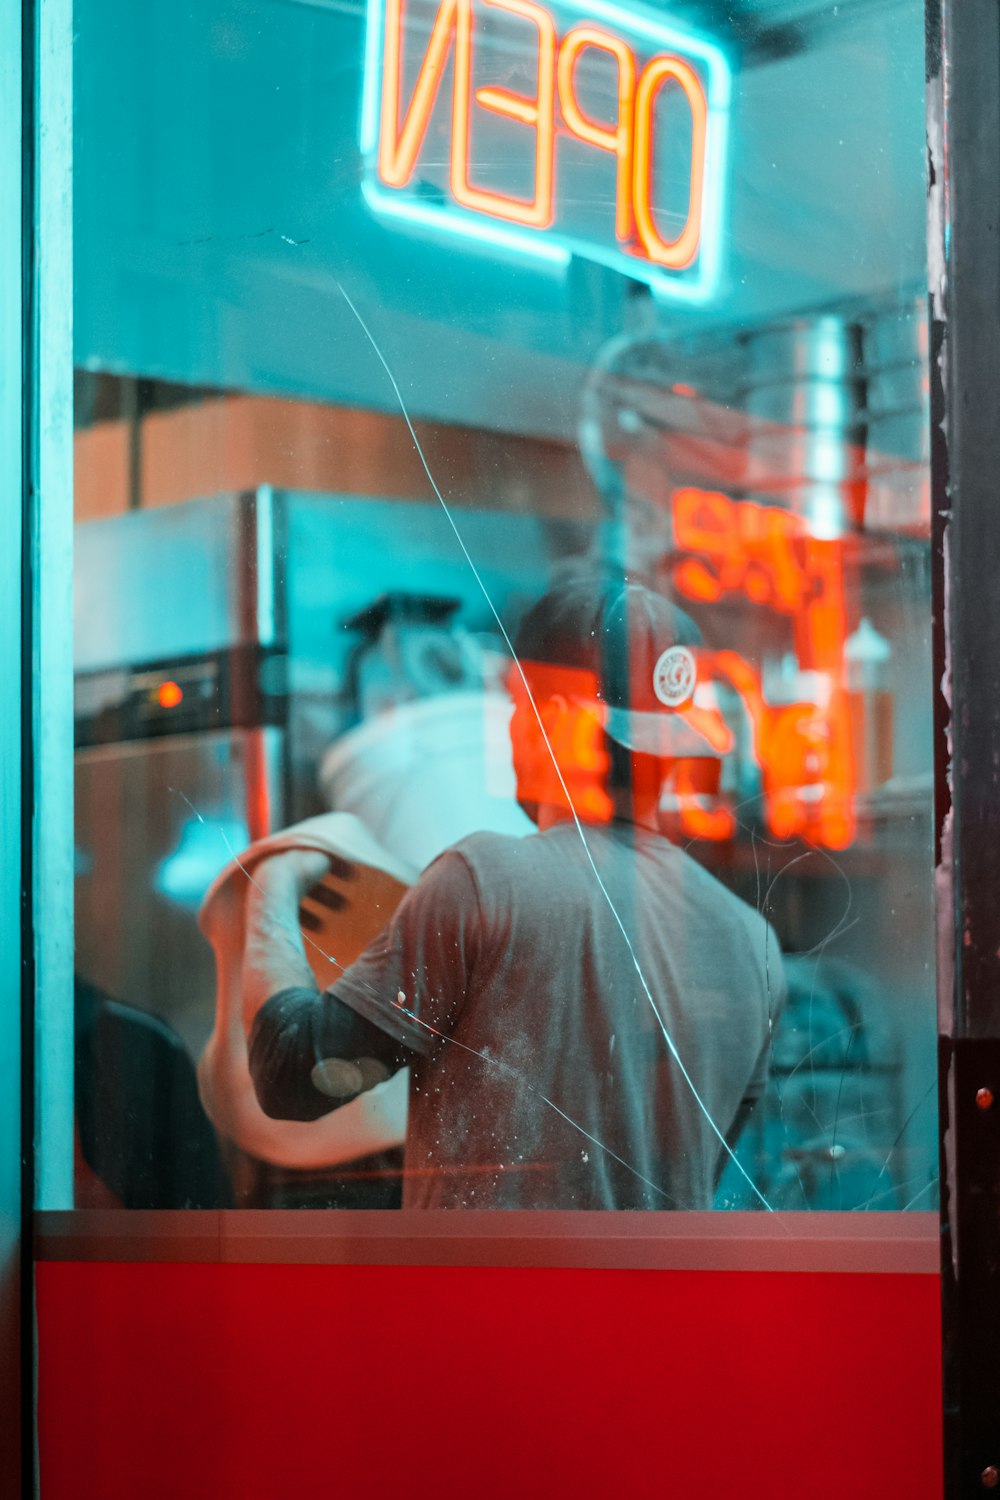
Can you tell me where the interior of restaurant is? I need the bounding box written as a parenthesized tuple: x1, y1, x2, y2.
(66, 0, 935, 1215)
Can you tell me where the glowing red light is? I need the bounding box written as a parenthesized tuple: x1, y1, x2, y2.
(671, 488, 857, 850)
(157, 680, 184, 709)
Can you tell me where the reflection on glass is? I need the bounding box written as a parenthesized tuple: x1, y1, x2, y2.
(65, 0, 934, 1212)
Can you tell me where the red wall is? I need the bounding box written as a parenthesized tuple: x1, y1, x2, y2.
(36, 1262, 942, 1500)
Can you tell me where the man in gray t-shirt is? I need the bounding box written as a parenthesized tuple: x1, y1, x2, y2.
(243, 570, 784, 1209)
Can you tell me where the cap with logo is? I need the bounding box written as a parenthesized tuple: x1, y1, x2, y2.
(513, 569, 721, 759)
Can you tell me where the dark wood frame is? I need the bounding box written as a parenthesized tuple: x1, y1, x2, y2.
(926, 0, 1000, 1492)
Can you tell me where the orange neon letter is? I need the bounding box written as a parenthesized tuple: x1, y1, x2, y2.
(557, 27, 636, 242)
(672, 486, 739, 602)
(674, 763, 735, 842)
(379, 0, 472, 188)
(632, 54, 707, 270)
(451, 0, 556, 228)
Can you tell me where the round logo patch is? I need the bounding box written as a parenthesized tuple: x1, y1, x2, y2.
(652, 646, 696, 708)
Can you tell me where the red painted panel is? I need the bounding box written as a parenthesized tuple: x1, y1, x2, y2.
(36, 1262, 941, 1500)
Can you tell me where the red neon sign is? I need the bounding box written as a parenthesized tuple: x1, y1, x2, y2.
(503, 501, 858, 852)
(503, 490, 860, 850)
(508, 662, 614, 823)
(670, 488, 857, 851)
(363, 0, 729, 297)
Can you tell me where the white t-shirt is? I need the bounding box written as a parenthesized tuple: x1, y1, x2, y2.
(332, 820, 784, 1209)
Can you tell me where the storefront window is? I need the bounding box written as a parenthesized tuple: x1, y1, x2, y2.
(60, 0, 935, 1213)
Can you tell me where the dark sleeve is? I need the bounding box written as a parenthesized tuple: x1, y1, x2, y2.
(248, 987, 414, 1122)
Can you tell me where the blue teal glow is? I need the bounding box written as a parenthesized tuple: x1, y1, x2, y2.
(359, 0, 732, 302)
(805, 483, 845, 541)
(811, 382, 853, 427)
(155, 818, 249, 909)
(810, 430, 851, 483)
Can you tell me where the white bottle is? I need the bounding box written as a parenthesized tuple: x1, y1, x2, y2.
(844, 617, 893, 789)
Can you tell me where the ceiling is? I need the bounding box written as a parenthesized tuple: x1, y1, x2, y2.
(284, 0, 912, 64)
(610, 0, 911, 64)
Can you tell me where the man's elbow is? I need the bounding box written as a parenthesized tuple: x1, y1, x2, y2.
(246, 1032, 300, 1119)
(246, 986, 407, 1122)
(248, 1053, 348, 1122)
(247, 996, 342, 1123)
(251, 1070, 304, 1121)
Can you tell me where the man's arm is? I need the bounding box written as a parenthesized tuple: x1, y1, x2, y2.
(242, 852, 327, 1032)
(243, 844, 478, 1121)
(242, 851, 411, 1122)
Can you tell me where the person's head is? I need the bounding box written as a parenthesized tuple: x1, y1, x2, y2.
(507, 566, 717, 828)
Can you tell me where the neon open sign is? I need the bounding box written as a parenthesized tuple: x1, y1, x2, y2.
(361, 0, 731, 301)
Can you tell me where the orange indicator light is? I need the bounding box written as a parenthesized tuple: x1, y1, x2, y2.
(156, 681, 184, 710)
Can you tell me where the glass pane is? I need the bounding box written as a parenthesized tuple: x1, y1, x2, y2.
(62, 0, 935, 1212)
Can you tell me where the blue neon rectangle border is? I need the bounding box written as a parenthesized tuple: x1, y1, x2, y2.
(359, 0, 732, 303)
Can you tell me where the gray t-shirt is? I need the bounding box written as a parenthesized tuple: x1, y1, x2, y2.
(334, 821, 784, 1210)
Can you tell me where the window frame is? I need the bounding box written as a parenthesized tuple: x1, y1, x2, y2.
(22, 0, 959, 1273)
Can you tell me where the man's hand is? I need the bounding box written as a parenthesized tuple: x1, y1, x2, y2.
(255, 848, 333, 904)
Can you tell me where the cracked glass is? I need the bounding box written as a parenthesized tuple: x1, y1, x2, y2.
(64, 0, 936, 1214)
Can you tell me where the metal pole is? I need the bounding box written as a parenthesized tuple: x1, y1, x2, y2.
(30, 0, 75, 1216)
(0, 0, 25, 1488)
